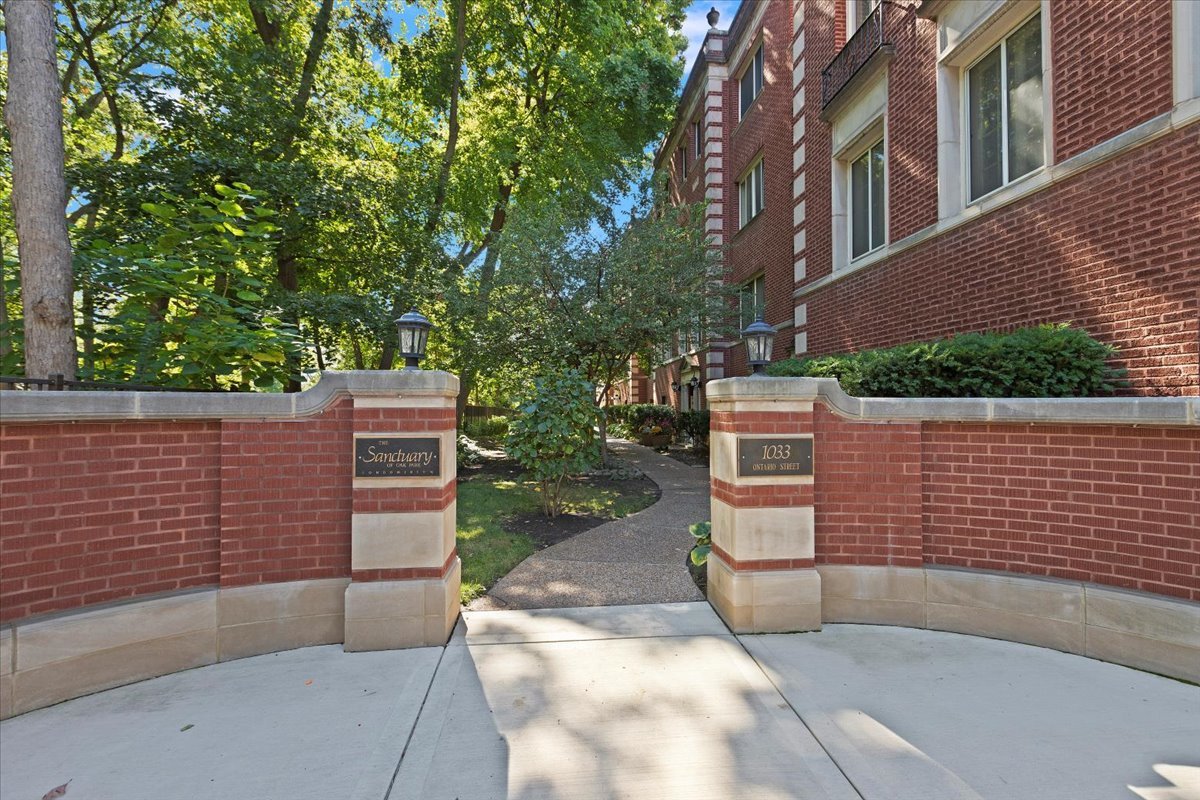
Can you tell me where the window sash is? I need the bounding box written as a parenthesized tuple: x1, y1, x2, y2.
(967, 14, 1043, 201)
(739, 160, 764, 229)
(740, 46, 764, 118)
(850, 139, 885, 259)
(739, 276, 765, 330)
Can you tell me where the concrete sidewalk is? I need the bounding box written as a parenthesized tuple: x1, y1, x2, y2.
(3, 603, 1198, 800)
(472, 440, 708, 610)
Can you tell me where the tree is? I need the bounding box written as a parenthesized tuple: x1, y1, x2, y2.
(490, 186, 731, 462)
(4, 0, 77, 378)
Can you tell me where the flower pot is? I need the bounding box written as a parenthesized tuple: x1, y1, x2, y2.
(639, 433, 671, 449)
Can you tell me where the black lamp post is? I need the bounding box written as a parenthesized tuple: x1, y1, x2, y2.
(689, 376, 700, 390)
(742, 315, 775, 375)
(395, 307, 433, 370)
(671, 380, 681, 393)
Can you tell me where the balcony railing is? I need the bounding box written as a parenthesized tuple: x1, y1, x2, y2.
(821, 3, 889, 110)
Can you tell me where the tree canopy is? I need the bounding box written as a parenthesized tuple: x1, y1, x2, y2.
(2, 0, 711, 403)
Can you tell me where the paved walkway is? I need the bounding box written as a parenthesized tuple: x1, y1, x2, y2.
(3, 604, 1198, 800)
(470, 440, 708, 610)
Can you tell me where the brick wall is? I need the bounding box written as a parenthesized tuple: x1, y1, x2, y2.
(725, 0, 796, 352)
(883, 4, 938, 241)
(1, 421, 222, 623)
(813, 406, 922, 566)
(771, 407, 1200, 602)
(803, 123, 1200, 394)
(796, 0, 1196, 396)
(0, 391, 461, 625)
(1051, 0, 1174, 162)
(923, 422, 1199, 601)
(218, 400, 353, 588)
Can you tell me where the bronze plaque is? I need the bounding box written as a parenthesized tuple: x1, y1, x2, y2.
(737, 437, 813, 477)
(354, 437, 441, 478)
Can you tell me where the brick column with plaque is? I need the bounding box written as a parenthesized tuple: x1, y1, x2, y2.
(705, 377, 820, 633)
(344, 371, 460, 650)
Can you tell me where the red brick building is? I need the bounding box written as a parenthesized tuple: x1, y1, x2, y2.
(643, 0, 1200, 407)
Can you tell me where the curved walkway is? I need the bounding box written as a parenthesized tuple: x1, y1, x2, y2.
(469, 439, 708, 610)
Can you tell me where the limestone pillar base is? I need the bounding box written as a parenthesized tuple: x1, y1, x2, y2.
(708, 556, 821, 633)
(343, 559, 460, 651)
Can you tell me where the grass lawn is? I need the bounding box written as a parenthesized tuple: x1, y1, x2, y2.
(456, 465, 659, 604)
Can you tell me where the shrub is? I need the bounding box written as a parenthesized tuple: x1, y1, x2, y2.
(679, 410, 710, 440)
(688, 521, 711, 566)
(506, 370, 602, 517)
(605, 404, 679, 438)
(463, 415, 509, 440)
(456, 434, 487, 469)
(766, 324, 1126, 397)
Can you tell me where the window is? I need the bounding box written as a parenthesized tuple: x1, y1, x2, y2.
(849, 0, 880, 33)
(739, 45, 764, 119)
(679, 145, 687, 179)
(694, 121, 703, 159)
(739, 275, 766, 330)
(850, 139, 885, 258)
(967, 13, 1043, 200)
(738, 159, 764, 229)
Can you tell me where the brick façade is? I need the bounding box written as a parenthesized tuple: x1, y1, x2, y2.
(795, 0, 1198, 396)
(0, 400, 457, 624)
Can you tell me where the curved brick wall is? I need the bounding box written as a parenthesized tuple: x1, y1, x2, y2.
(812, 407, 1200, 602)
(0, 372, 461, 718)
(707, 378, 1200, 682)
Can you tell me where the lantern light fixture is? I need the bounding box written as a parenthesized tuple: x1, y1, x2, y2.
(395, 307, 433, 370)
(741, 315, 775, 375)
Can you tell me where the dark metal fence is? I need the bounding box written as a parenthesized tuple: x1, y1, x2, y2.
(821, 2, 887, 109)
(0, 374, 227, 392)
(463, 404, 513, 420)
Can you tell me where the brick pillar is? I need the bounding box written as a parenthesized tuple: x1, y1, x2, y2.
(706, 377, 820, 632)
(343, 371, 460, 650)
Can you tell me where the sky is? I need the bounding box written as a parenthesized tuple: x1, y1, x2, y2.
(681, 0, 743, 81)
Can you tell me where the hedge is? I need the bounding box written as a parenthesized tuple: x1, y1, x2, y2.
(765, 324, 1126, 397)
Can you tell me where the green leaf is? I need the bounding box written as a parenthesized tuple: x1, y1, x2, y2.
(236, 290, 262, 302)
(141, 202, 178, 220)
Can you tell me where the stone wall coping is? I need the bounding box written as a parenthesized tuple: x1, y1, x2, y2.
(706, 377, 1199, 426)
(0, 370, 459, 423)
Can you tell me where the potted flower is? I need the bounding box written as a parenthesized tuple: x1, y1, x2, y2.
(638, 416, 674, 450)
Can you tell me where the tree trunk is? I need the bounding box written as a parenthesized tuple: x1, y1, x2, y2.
(4, 0, 77, 379)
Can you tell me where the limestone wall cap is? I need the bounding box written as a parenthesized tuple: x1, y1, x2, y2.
(0, 370, 459, 423)
(705, 377, 1199, 426)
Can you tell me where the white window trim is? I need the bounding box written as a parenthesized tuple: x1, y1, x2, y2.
(935, 0, 1052, 220)
(828, 64, 888, 274)
(1175, 0, 1200, 109)
(739, 274, 766, 328)
(848, 137, 888, 261)
(738, 157, 765, 230)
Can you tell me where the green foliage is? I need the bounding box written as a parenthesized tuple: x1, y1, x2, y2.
(4, 0, 691, 388)
(766, 324, 1127, 397)
(463, 415, 510, 441)
(457, 434, 487, 469)
(688, 521, 712, 567)
(506, 370, 602, 517)
(679, 410, 710, 445)
(76, 185, 301, 389)
(606, 404, 680, 438)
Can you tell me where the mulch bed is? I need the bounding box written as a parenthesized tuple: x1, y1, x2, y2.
(662, 447, 709, 467)
(503, 511, 609, 549)
(460, 452, 661, 550)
